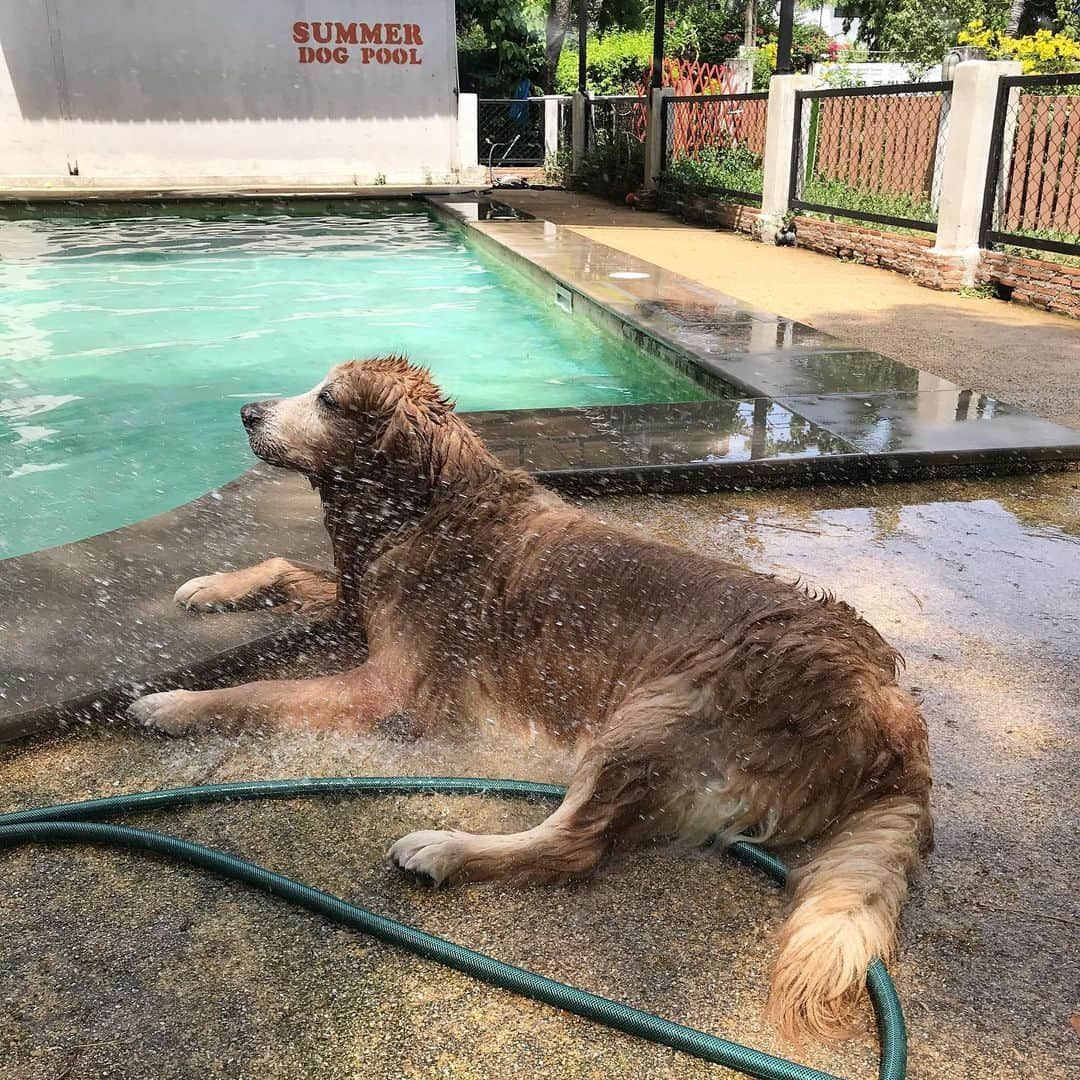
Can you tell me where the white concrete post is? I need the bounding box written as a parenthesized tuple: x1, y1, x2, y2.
(727, 58, 753, 94)
(571, 91, 588, 175)
(643, 86, 674, 192)
(931, 61, 1021, 281)
(457, 93, 479, 173)
(941, 46, 988, 81)
(759, 74, 813, 242)
(544, 97, 560, 158)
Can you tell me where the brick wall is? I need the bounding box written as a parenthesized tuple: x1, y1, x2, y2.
(662, 191, 969, 290)
(662, 191, 761, 235)
(789, 217, 970, 290)
(976, 250, 1080, 319)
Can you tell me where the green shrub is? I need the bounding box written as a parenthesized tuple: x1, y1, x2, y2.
(665, 2, 749, 64)
(556, 30, 653, 94)
(457, 21, 545, 96)
(543, 148, 573, 185)
(751, 23, 834, 88)
(817, 60, 866, 88)
(666, 145, 764, 201)
(801, 176, 936, 225)
(578, 131, 646, 195)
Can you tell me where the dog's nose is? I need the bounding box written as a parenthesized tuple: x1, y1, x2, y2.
(240, 402, 266, 431)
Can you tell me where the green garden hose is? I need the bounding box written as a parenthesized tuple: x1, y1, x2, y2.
(0, 776, 907, 1080)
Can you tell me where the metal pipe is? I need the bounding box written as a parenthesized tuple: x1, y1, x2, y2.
(650, 0, 666, 91)
(776, 0, 794, 75)
(577, 0, 587, 93)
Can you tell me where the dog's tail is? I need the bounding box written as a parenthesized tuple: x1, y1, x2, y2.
(766, 789, 930, 1043)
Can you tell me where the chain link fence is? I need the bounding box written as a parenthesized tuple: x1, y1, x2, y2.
(981, 72, 1080, 258)
(587, 96, 648, 149)
(478, 98, 546, 167)
(660, 93, 768, 205)
(790, 82, 953, 232)
(582, 96, 648, 191)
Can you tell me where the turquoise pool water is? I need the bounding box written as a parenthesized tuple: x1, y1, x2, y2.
(0, 202, 710, 558)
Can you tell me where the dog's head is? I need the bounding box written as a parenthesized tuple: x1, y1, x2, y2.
(241, 356, 488, 490)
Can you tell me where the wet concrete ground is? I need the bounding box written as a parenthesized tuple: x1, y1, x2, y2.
(495, 189, 1080, 431)
(1, 473, 1078, 1079)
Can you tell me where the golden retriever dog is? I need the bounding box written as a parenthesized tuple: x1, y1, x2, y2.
(129, 356, 932, 1043)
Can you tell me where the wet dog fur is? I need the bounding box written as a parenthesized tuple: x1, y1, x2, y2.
(130, 356, 933, 1043)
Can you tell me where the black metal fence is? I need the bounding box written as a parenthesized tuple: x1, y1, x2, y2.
(583, 96, 648, 188)
(660, 93, 768, 204)
(790, 82, 953, 232)
(981, 72, 1080, 258)
(478, 98, 546, 167)
(586, 96, 647, 151)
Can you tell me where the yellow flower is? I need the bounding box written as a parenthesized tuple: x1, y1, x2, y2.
(955, 23, 1080, 73)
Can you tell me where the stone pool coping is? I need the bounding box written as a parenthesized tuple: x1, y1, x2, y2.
(2, 195, 1078, 741)
(0, 184, 486, 203)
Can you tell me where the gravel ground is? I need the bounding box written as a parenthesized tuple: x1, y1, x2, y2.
(2, 472, 1077, 1080)
(496, 189, 1080, 430)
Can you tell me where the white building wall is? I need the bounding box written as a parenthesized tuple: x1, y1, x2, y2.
(810, 62, 944, 85)
(0, 1, 461, 185)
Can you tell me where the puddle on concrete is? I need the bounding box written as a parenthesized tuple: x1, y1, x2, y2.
(596, 473, 1080, 662)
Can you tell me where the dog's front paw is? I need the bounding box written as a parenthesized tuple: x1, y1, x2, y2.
(388, 829, 472, 887)
(128, 690, 205, 735)
(174, 573, 246, 611)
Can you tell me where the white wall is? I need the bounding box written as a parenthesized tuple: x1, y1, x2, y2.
(810, 61, 945, 86)
(0, 1, 462, 185)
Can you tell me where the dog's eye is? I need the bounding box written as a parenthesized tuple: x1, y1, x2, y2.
(318, 388, 340, 410)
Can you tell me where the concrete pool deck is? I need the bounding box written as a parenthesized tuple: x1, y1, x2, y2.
(2, 475, 1077, 1080)
(490, 188, 1080, 430)
(430, 194, 1080, 472)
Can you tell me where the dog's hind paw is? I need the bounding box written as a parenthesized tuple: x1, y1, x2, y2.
(388, 829, 472, 887)
(128, 690, 204, 735)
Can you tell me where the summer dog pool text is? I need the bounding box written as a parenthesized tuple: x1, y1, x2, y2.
(293, 22, 423, 65)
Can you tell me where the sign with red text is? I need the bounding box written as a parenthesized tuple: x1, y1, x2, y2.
(293, 21, 424, 66)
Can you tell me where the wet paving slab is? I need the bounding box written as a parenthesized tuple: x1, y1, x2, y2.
(779, 390, 1080, 455)
(0, 467, 330, 732)
(467, 399, 851, 473)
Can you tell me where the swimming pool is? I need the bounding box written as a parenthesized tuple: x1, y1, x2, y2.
(0, 201, 711, 558)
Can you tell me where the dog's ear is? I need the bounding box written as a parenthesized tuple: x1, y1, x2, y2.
(376, 398, 435, 480)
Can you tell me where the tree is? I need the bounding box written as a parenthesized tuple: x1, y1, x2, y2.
(1006, 0, 1027, 33)
(846, 0, 1011, 63)
(457, 0, 646, 93)
(540, 0, 647, 93)
(456, 0, 540, 92)
(543, 0, 574, 93)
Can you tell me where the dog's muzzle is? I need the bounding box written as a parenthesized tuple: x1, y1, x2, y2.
(240, 401, 270, 432)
